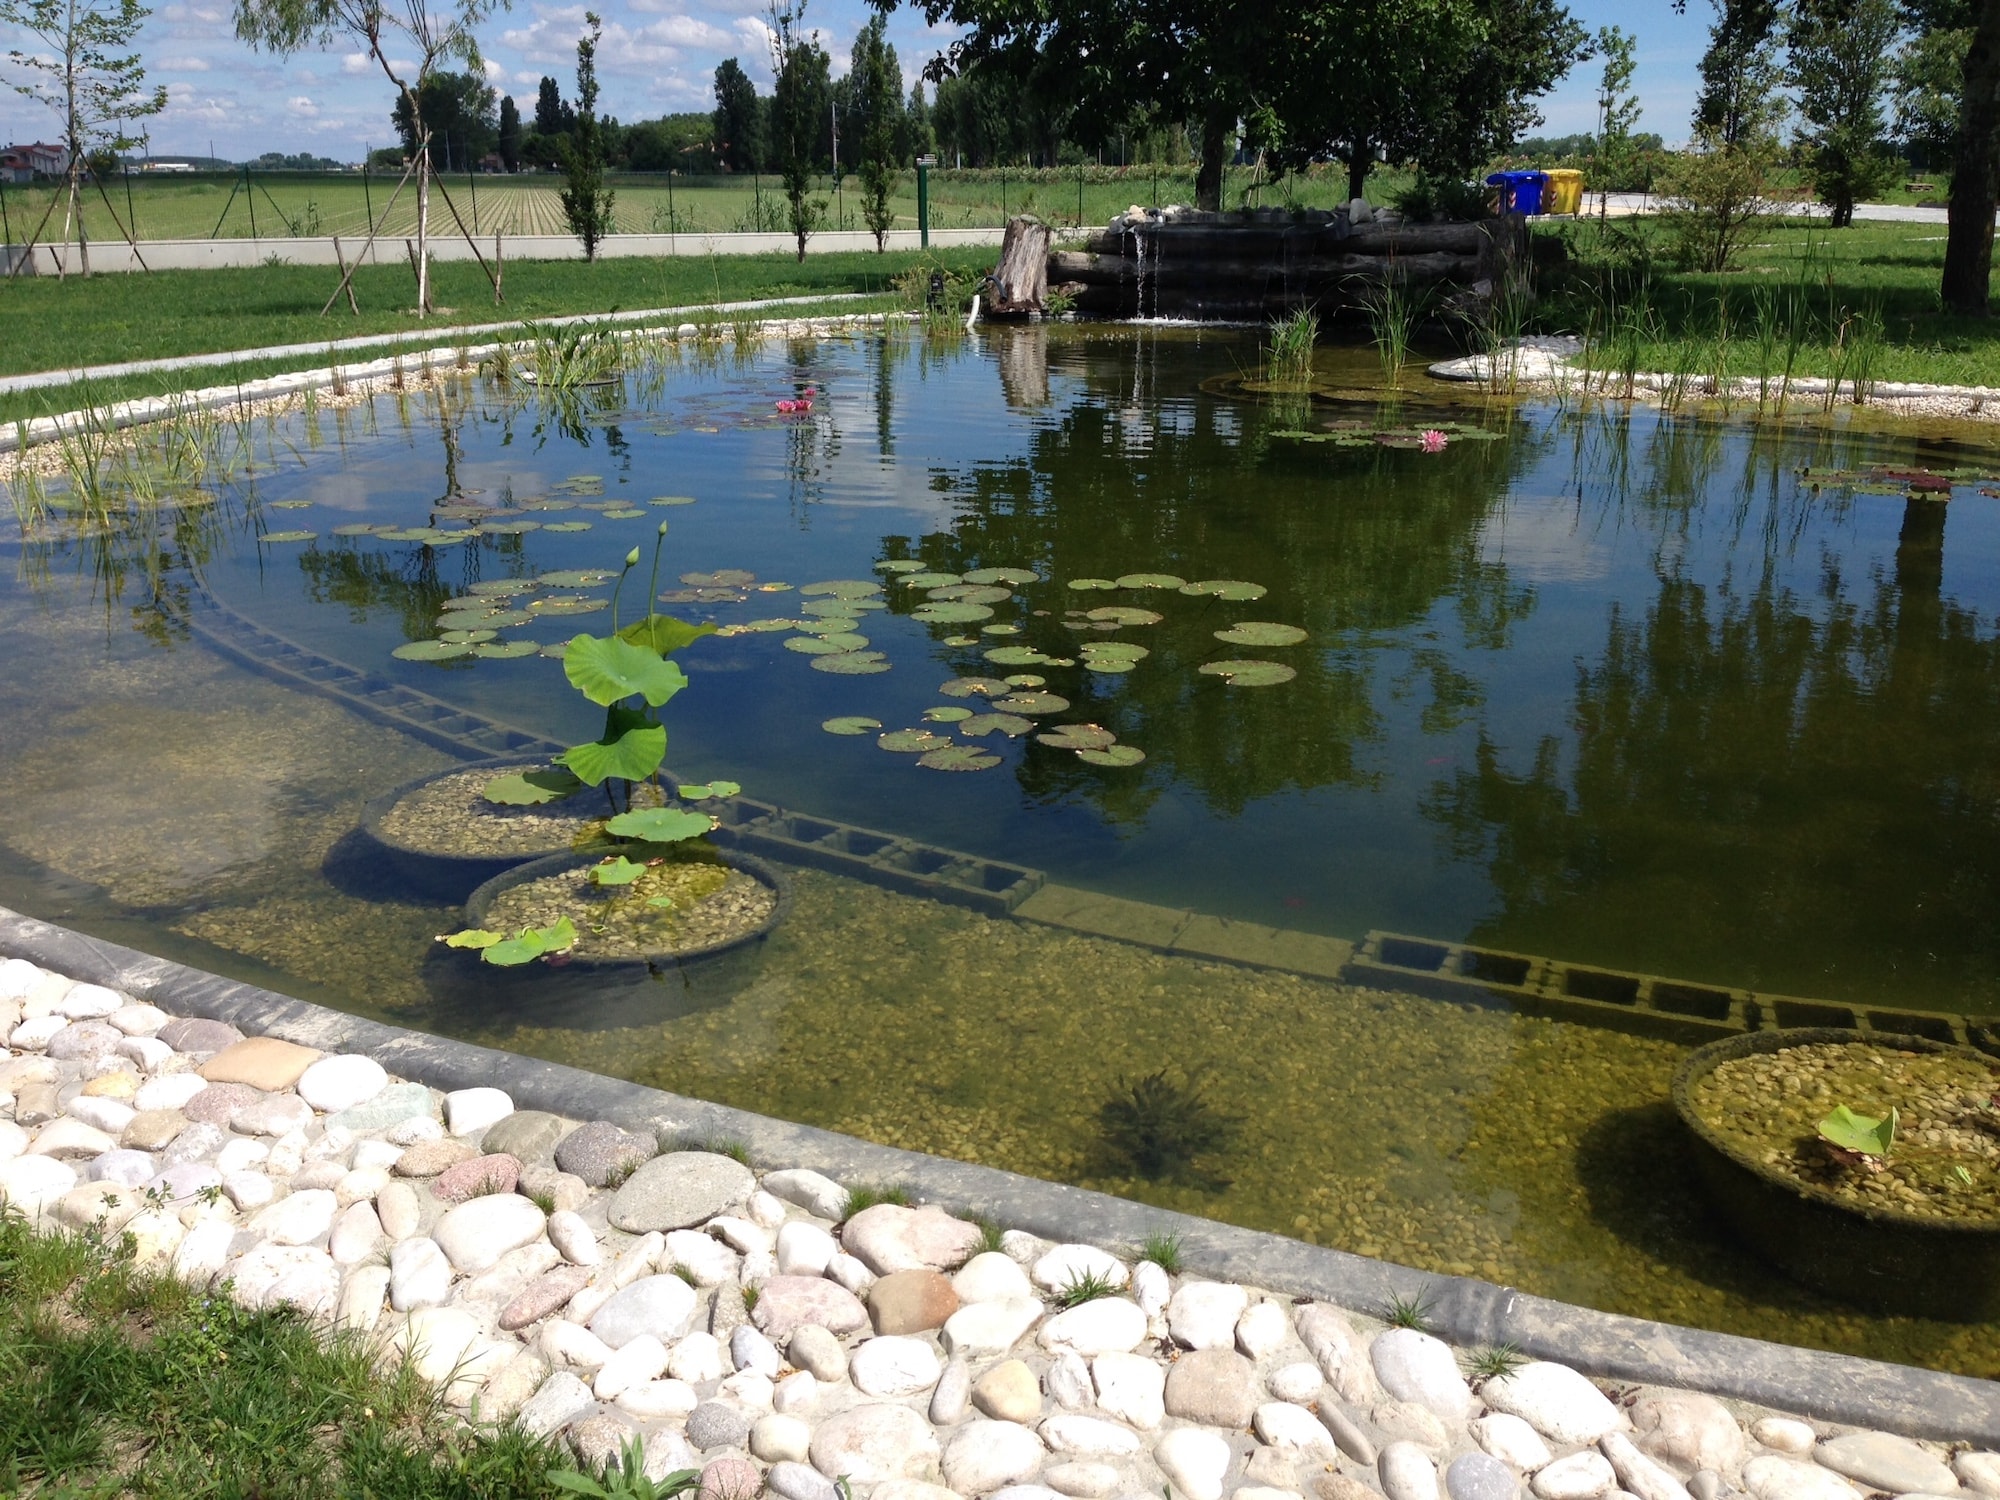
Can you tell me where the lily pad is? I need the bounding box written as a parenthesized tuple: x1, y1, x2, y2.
(1077, 744, 1147, 767)
(529, 596, 609, 616)
(539, 642, 571, 659)
(482, 768, 582, 805)
(801, 580, 883, 598)
(1086, 606, 1165, 626)
(929, 584, 1014, 605)
(543, 521, 594, 532)
(270, 499, 313, 509)
(939, 677, 1012, 697)
(539, 569, 618, 588)
(912, 601, 995, 624)
(899, 572, 962, 589)
(822, 716, 884, 735)
(679, 781, 740, 800)
(878, 729, 952, 753)
(984, 646, 1055, 666)
(1004, 674, 1048, 687)
(1199, 658, 1298, 686)
(332, 522, 393, 537)
(602, 507, 646, 520)
(658, 588, 742, 604)
(474, 640, 542, 658)
(811, 651, 891, 674)
(756, 582, 796, 593)
(1080, 642, 1149, 662)
(876, 559, 928, 573)
(682, 569, 756, 587)
(439, 628, 499, 644)
(803, 597, 884, 615)
(1181, 579, 1268, 600)
(477, 519, 542, 535)
(787, 634, 868, 655)
(944, 635, 980, 646)
(605, 807, 713, 843)
(261, 529, 316, 543)
(982, 624, 1023, 636)
(651, 495, 698, 506)
(392, 639, 472, 661)
(1067, 578, 1119, 590)
(923, 705, 975, 722)
(918, 745, 1002, 771)
(739, 617, 806, 633)
(1115, 573, 1186, 590)
(993, 691, 1070, 715)
(1083, 660, 1135, 674)
(963, 566, 1039, 585)
(469, 580, 537, 596)
(959, 712, 1034, 737)
(589, 856, 650, 886)
(1037, 724, 1117, 751)
(1215, 621, 1309, 647)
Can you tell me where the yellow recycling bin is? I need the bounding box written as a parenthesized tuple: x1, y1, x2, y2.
(1544, 168, 1585, 215)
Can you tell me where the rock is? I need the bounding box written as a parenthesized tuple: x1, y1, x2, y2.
(1236, 1301, 1289, 1359)
(1814, 1435, 1954, 1496)
(711, 1216, 774, 1255)
(1473, 1414, 1553, 1472)
(875, 1485, 962, 1500)
(433, 1193, 546, 1274)
(1371, 1330, 1472, 1424)
(517, 1371, 596, 1439)
(29, 1118, 118, 1159)
(220, 1171, 273, 1211)
(609, 1150, 753, 1231)
(180, 1082, 263, 1127)
(542, 1319, 615, 1371)
(249, 1188, 338, 1246)
(663, 1228, 740, 1286)
(976, 1360, 1045, 1423)
(775, 1371, 819, 1415)
(1092, 1351, 1164, 1429)
(86, 1148, 158, 1189)
(1957, 1456, 2000, 1497)
(811, 1402, 944, 1484)
(1375, 1400, 1449, 1454)
(48, 1020, 123, 1061)
(752, 1275, 870, 1341)
(1165, 1348, 1260, 1428)
(688, 1400, 754, 1451)
(1157, 1429, 1233, 1500)
(1535, 1456, 1617, 1500)
(731, 1323, 782, 1379)
(720, 1369, 774, 1410)
(1131, 1260, 1171, 1317)
(8, 1015, 66, 1051)
(1485, 1365, 1627, 1447)
(58, 1181, 138, 1232)
(1033, 1244, 1131, 1294)
(120, 1110, 187, 1151)
(1269, 1362, 1323, 1403)
(55, 983, 123, 1019)
(433, 1153, 523, 1203)
(173, 1219, 238, 1286)
(1450, 1454, 1522, 1500)
(1383, 1444, 1443, 1500)
(771, 1461, 841, 1500)
(329, 1201, 385, 1264)
(1687, 1474, 1725, 1500)
(329, 1082, 433, 1133)
(119, 1035, 173, 1072)
(1047, 1463, 1122, 1497)
(870, 1268, 961, 1334)
(777, 1220, 838, 1276)
(390, 1237, 454, 1311)
(572, 1412, 641, 1475)
(1602, 1433, 1695, 1500)
(479, 1349, 551, 1421)
(446, 1086, 513, 1137)
(828, 1251, 877, 1295)
(703, 1456, 763, 1500)
(790, 1324, 848, 1381)
(1319, 1476, 1387, 1500)
(1040, 1298, 1147, 1356)
(944, 1297, 1044, 1355)
(236, 1094, 314, 1138)
(946, 1420, 1047, 1493)
(1039, 1415, 1141, 1462)
(753, 1414, 815, 1465)
(1318, 1403, 1378, 1464)
(135, 1073, 210, 1114)
(336, 1166, 391, 1207)
(642, 1431, 699, 1482)
(198, 1037, 320, 1090)
(1752, 1423, 1815, 1458)
(1741, 1459, 1859, 1500)
(592, 1274, 699, 1349)
(763, 1167, 850, 1220)
(150, 1163, 223, 1203)
(481, 1110, 574, 1161)
(595, 1334, 670, 1401)
(394, 1306, 485, 1385)
(395, 1139, 475, 1178)
(157, 1016, 243, 1053)
(522, 1166, 590, 1215)
(376, 1180, 421, 1239)
(502, 1265, 593, 1329)
(66, 1095, 135, 1135)
(955, 1251, 1036, 1304)
(1630, 1394, 1744, 1479)
(1169, 1281, 1249, 1349)
(930, 1358, 973, 1425)
(1257, 1402, 1340, 1455)
(619, 1379, 700, 1420)
(850, 1334, 944, 1396)
(844, 1203, 984, 1274)
(547, 1209, 599, 1266)
(160, 1121, 228, 1166)
(1297, 1304, 1377, 1404)
(555, 1120, 659, 1189)
(993, 1486, 1068, 1500)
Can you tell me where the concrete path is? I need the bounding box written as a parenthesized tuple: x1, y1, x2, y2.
(1585, 192, 1966, 225)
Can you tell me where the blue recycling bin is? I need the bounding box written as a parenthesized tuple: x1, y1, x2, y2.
(1484, 170, 1548, 215)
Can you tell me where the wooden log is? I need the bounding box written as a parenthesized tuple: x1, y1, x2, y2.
(1082, 220, 1491, 259)
(989, 215, 1051, 315)
(1050, 249, 1476, 288)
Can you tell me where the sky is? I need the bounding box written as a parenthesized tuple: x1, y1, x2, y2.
(0, 0, 1717, 164)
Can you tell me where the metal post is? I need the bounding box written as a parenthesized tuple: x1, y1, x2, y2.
(916, 155, 932, 248)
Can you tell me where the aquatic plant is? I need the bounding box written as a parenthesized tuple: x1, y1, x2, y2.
(522, 319, 624, 391)
(1264, 307, 1319, 384)
(1097, 1069, 1241, 1186)
(1361, 281, 1425, 388)
(1052, 1268, 1123, 1309)
(441, 917, 578, 968)
(1818, 1103, 1897, 1160)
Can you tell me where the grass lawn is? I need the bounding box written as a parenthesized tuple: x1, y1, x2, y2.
(1537, 215, 2000, 387)
(0, 1211, 577, 1497)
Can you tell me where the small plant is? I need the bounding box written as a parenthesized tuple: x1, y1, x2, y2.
(1463, 1340, 1526, 1384)
(740, 1282, 761, 1314)
(550, 1436, 698, 1499)
(1052, 1268, 1121, 1309)
(527, 1187, 559, 1215)
(840, 1184, 911, 1220)
(668, 1260, 697, 1286)
(1362, 280, 1428, 389)
(602, 1157, 641, 1190)
(1264, 307, 1319, 384)
(703, 1138, 752, 1167)
(1138, 1231, 1184, 1275)
(1818, 1103, 1898, 1164)
(1097, 1070, 1241, 1187)
(1383, 1291, 1434, 1331)
(974, 1218, 1006, 1256)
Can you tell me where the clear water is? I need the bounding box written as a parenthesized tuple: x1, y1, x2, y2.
(8, 324, 2000, 1374)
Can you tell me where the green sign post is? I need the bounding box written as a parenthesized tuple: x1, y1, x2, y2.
(916, 155, 935, 249)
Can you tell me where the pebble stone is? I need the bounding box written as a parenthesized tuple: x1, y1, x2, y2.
(1449, 1452, 1523, 1500)
(554, 1119, 659, 1188)
(1813, 1434, 1956, 1496)
(1484, 1364, 1627, 1446)
(610, 1150, 754, 1231)
(789, 1324, 849, 1382)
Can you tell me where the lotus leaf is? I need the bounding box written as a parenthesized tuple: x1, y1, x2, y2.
(963, 566, 1039, 585)
(682, 568, 756, 586)
(1198, 658, 1297, 686)
(602, 507, 646, 520)
(1084, 660, 1135, 674)
(982, 624, 1023, 635)
(912, 602, 995, 624)
(270, 499, 313, 509)
(483, 768, 583, 805)
(1077, 745, 1146, 767)
(658, 587, 742, 603)
(738, 617, 802, 633)
(479, 916, 579, 967)
(543, 521, 594, 532)
(560, 714, 667, 785)
(878, 729, 953, 752)
(475, 640, 543, 659)
(477, 520, 542, 535)
(1086, 606, 1164, 626)
(923, 705, 975, 722)
(530, 596, 609, 616)
(564, 635, 689, 708)
(1819, 1104, 1899, 1157)
(943, 635, 979, 646)
(332, 523, 391, 536)
(1067, 578, 1118, 590)
(261, 529, 316, 543)
(439, 629, 498, 644)
(984, 646, 1054, 666)
(651, 495, 698, 505)
(590, 856, 650, 886)
(605, 806, 713, 842)
(392, 640, 472, 661)
(679, 780, 741, 800)
(822, 716, 884, 735)
(899, 572, 962, 589)
(929, 584, 1013, 605)
(540, 569, 619, 588)
(539, 642, 571, 659)
(1180, 579, 1268, 600)
(876, 559, 927, 572)
(993, 692, 1069, 715)
(787, 633, 868, 654)
(918, 745, 1002, 771)
(1004, 674, 1048, 687)
(1081, 642, 1148, 661)
(939, 676, 1011, 697)
(470, 579, 537, 596)
(617, 614, 717, 656)
(441, 929, 502, 949)
(1115, 573, 1184, 589)
(810, 652, 891, 674)
(959, 712, 1034, 737)
(1037, 724, 1117, 750)
(1215, 621, 1308, 646)
(801, 580, 883, 598)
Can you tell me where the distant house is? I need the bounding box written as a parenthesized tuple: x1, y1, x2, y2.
(1, 143, 68, 183)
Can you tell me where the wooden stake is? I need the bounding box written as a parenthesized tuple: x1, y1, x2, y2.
(319, 158, 414, 316)
(494, 231, 503, 305)
(332, 235, 360, 313)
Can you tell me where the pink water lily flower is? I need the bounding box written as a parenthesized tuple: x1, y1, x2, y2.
(1420, 429, 1449, 453)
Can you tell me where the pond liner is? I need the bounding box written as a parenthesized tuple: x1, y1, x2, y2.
(2, 901, 1998, 1441)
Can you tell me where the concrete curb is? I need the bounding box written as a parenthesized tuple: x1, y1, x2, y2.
(1, 903, 1994, 1440)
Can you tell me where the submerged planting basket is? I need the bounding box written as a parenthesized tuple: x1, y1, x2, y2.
(1673, 1027, 2000, 1319)
(436, 848, 792, 1029)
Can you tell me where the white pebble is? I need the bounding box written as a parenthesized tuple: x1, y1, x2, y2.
(1753, 1420, 1816, 1456)
(667, 1331, 726, 1383)
(618, 1379, 700, 1420)
(388, 1114, 445, 1145)
(445, 1087, 514, 1138)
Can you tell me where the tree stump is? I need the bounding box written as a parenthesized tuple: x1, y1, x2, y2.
(989, 215, 1051, 316)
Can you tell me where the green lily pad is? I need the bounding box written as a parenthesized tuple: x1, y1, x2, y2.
(1037, 724, 1117, 750)
(876, 559, 927, 572)
(801, 598, 873, 617)
(261, 529, 316, 543)
(900, 572, 962, 589)
(944, 635, 980, 646)
(740, 617, 806, 633)
(451, 610, 532, 630)
(682, 569, 756, 587)
(521, 498, 577, 512)
(539, 642, 571, 659)
(811, 651, 891, 674)
(939, 677, 1012, 697)
(482, 768, 582, 805)
(270, 499, 313, 509)
(1086, 606, 1164, 626)
(474, 640, 543, 658)
(918, 745, 1002, 771)
(984, 646, 1055, 666)
(1084, 660, 1135, 674)
(658, 587, 742, 604)
(1067, 578, 1119, 590)
(1199, 658, 1298, 686)
(1081, 642, 1149, 661)
(678, 781, 740, 800)
(913, 601, 995, 624)
(605, 806, 713, 842)
(959, 712, 1035, 737)
(651, 495, 698, 506)
(392, 639, 472, 661)
(539, 569, 619, 588)
(982, 624, 1023, 636)
(801, 580, 883, 598)
(477, 519, 542, 535)
(823, 716, 884, 735)
(441, 929, 502, 949)
(1115, 573, 1185, 589)
(1181, 579, 1268, 600)
(1216, 621, 1308, 646)
(439, 628, 499, 644)
(993, 692, 1069, 714)
(929, 584, 1014, 605)
(963, 567, 1039, 585)
(879, 729, 953, 752)
(543, 521, 594, 532)
(1004, 674, 1048, 687)
(923, 705, 975, 722)
(530, 596, 609, 616)
(332, 522, 392, 537)
(787, 633, 868, 654)
(1078, 744, 1147, 767)
(602, 507, 646, 520)
(469, 579, 537, 596)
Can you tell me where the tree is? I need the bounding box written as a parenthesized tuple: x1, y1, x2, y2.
(1693, 0, 1786, 146)
(497, 93, 522, 170)
(903, 77, 935, 160)
(534, 74, 572, 135)
(1788, 0, 1902, 226)
(768, 0, 829, 258)
(1656, 124, 1779, 269)
(234, 0, 504, 314)
(712, 57, 762, 172)
(1, 0, 166, 277)
(391, 69, 497, 170)
(1593, 25, 1641, 202)
(1893, 23, 1968, 172)
(558, 9, 614, 258)
(1917, 0, 2000, 313)
(850, 14, 903, 249)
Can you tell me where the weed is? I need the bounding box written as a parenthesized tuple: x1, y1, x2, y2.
(740, 1283, 761, 1314)
(1463, 1341, 1526, 1384)
(1361, 280, 1427, 388)
(668, 1261, 697, 1286)
(973, 1218, 1006, 1256)
(550, 1435, 700, 1499)
(1264, 306, 1319, 384)
(1097, 1070, 1241, 1188)
(1137, 1231, 1184, 1275)
(1052, 1268, 1122, 1309)
(701, 1139, 752, 1168)
(462, 1171, 512, 1200)
(602, 1159, 640, 1190)
(840, 1184, 911, 1220)
(527, 1187, 559, 1216)
(1383, 1291, 1434, 1331)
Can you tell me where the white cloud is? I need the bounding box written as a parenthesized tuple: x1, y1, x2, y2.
(287, 95, 319, 116)
(157, 54, 211, 71)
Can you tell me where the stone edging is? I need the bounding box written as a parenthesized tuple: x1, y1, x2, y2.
(0, 903, 1993, 1442)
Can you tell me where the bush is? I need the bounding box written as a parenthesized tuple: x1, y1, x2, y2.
(1655, 132, 1779, 272)
(1391, 174, 1493, 223)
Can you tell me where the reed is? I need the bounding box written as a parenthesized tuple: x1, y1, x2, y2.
(1264, 305, 1320, 384)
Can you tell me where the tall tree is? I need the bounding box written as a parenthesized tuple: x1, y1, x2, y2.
(712, 56, 762, 172)
(1788, 0, 1902, 225)
(1593, 25, 1641, 199)
(497, 92, 522, 170)
(391, 69, 497, 170)
(768, 0, 829, 258)
(534, 73, 572, 135)
(235, 0, 503, 313)
(1893, 22, 1968, 172)
(849, 14, 902, 249)
(1922, 0, 2000, 312)
(903, 76, 935, 160)
(558, 9, 614, 258)
(1693, 0, 1786, 145)
(1, 0, 166, 277)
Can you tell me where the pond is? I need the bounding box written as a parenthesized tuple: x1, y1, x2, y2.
(6, 322, 2000, 1376)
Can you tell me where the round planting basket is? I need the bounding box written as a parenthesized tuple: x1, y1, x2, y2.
(356, 758, 633, 904)
(1673, 1027, 2000, 1319)
(433, 847, 791, 1030)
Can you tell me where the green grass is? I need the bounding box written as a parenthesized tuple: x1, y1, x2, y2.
(0, 1208, 577, 1497)
(1137, 1230, 1184, 1274)
(838, 1184, 911, 1221)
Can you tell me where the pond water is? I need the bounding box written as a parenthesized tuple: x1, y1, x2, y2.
(6, 323, 2000, 1375)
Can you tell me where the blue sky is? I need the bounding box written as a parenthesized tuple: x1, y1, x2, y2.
(0, 0, 1715, 163)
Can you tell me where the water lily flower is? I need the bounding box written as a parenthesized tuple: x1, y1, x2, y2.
(1420, 429, 1448, 453)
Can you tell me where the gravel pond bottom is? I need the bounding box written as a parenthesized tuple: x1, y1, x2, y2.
(3, 589, 2000, 1377)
